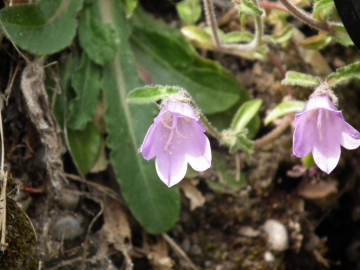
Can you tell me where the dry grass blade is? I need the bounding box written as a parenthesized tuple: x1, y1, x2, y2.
(0, 171, 8, 252)
(162, 234, 198, 270)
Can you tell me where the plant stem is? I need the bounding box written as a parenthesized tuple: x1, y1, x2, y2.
(202, 0, 264, 53)
(199, 113, 223, 142)
(255, 116, 292, 148)
(202, 0, 221, 49)
(278, 0, 333, 32)
(222, 0, 263, 52)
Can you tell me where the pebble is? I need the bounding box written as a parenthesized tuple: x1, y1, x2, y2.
(264, 251, 275, 262)
(262, 219, 289, 251)
(238, 226, 260, 238)
(52, 215, 83, 240)
(56, 185, 80, 210)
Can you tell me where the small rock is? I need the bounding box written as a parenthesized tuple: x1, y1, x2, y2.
(57, 185, 80, 210)
(263, 219, 289, 251)
(52, 215, 83, 240)
(238, 226, 260, 238)
(264, 251, 275, 262)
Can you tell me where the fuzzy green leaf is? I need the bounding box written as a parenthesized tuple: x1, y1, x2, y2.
(264, 100, 305, 125)
(312, 0, 334, 21)
(330, 25, 354, 46)
(229, 134, 254, 160)
(78, 1, 120, 65)
(99, 0, 180, 234)
(298, 33, 332, 50)
(131, 8, 247, 114)
(222, 31, 253, 44)
(230, 99, 262, 133)
(68, 53, 101, 130)
(0, 0, 83, 55)
(272, 25, 294, 44)
(326, 62, 360, 87)
(281, 71, 321, 88)
(236, 0, 263, 16)
(127, 85, 181, 104)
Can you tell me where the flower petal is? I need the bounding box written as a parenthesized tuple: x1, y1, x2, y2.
(155, 150, 187, 187)
(303, 95, 338, 112)
(341, 121, 360, 150)
(293, 112, 317, 157)
(312, 145, 340, 174)
(140, 120, 169, 160)
(177, 119, 211, 171)
(166, 101, 198, 120)
(187, 141, 211, 171)
(311, 110, 343, 173)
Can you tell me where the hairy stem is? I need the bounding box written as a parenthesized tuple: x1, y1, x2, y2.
(199, 113, 223, 141)
(202, 0, 221, 48)
(278, 0, 333, 32)
(222, 0, 264, 52)
(255, 117, 292, 148)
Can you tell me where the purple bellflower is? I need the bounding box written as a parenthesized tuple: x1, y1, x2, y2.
(140, 101, 211, 187)
(293, 94, 360, 174)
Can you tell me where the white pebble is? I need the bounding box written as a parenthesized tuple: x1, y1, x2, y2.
(264, 251, 275, 262)
(263, 219, 289, 251)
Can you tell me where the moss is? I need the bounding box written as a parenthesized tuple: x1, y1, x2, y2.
(0, 176, 39, 269)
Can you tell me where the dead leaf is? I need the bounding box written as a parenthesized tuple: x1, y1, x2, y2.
(101, 196, 133, 269)
(179, 179, 205, 211)
(146, 236, 174, 270)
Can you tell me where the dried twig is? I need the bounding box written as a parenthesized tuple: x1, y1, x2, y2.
(162, 233, 198, 270)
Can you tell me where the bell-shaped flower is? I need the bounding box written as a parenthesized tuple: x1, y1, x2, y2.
(293, 94, 360, 173)
(140, 101, 211, 187)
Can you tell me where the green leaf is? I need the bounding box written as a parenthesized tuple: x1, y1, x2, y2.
(222, 31, 254, 44)
(229, 134, 254, 160)
(99, 0, 180, 234)
(272, 25, 294, 44)
(176, 0, 201, 25)
(330, 25, 354, 46)
(281, 71, 322, 88)
(51, 50, 80, 129)
(312, 0, 334, 21)
(298, 33, 332, 50)
(68, 122, 102, 175)
(122, 0, 138, 17)
(68, 53, 102, 130)
(0, 0, 84, 55)
(326, 62, 360, 87)
(127, 85, 181, 104)
(236, 0, 263, 16)
(180, 26, 214, 50)
(264, 100, 305, 125)
(78, 0, 120, 65)
(230, 99, 262, 133)
(302, 154, 315, 169)
(207, 151, 247, 193)
(131, 8, 247, 114)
